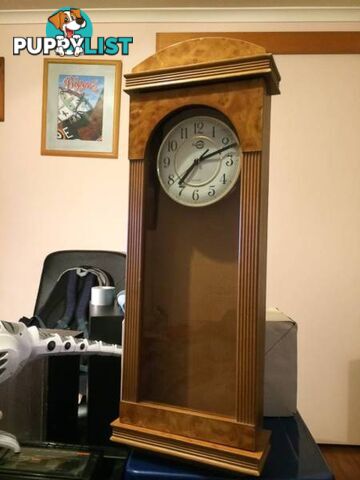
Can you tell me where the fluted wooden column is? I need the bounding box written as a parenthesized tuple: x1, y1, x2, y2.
(121, 160, 145, 401)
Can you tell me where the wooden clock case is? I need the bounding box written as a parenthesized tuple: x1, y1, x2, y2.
(111, 37, 280, 476)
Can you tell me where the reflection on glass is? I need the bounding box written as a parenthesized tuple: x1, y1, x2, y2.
(140, 185, 240, 418)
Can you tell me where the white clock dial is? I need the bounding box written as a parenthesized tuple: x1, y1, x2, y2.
(156, 115, 242, 207)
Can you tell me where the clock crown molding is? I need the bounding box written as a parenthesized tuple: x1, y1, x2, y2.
(1, 7, 360, 24)
(125, 37, 281, 95)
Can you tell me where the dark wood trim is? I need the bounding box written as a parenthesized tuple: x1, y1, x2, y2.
(121, 159, 145, 401)
(237, 151, 264, 426)
(0, 58, 4, 122)
(156, 32, 360, 54)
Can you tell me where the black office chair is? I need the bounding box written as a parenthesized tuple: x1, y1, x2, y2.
(34, 250, 126, 319)
(35, 250, 126, 444)
(0, 250, 126, 445)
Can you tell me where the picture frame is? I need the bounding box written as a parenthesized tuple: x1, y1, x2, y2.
(0, 57, 4, 122)
(41, 59, 121, 158)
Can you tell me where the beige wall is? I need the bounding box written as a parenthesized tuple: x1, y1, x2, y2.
(268, 54, 360, 444)
(0, 20, 360, 445)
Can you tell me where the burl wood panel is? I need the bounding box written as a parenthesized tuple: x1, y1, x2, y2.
(121, 401, 256, 450)
(129, 79, 265, 160)
(156, 31, 360, 55)
(0, 58, 4, 122)
(133, 37, 265, 73)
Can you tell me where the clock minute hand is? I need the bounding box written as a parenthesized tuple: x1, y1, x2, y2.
(197, 142, 237, 163)
(178, 148, 209, 185)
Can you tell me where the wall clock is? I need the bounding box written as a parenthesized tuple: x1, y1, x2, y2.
(156, 112, 242, 207)
(111, 37, 280, 476)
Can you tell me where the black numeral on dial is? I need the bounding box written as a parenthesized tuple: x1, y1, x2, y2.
(225, 154, 233, 166)
(192, 189, 200, 201)
(208, 186, 216, 197)
(194, 122, 204, 135)
(167, 140, 178, 152)
(180, 127, 188, 139)
(163, 156, 171, 168)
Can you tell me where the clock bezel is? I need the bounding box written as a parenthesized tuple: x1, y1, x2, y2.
(156, 108, 242, 208)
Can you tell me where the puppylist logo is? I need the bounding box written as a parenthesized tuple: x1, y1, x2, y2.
(46, 7, 92, 56)
(13, 7, 133, 56)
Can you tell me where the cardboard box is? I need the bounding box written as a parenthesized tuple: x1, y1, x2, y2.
(264, 309, 297, 416)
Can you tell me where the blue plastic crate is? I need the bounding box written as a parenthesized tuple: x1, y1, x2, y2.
(123, 414, 334, 480)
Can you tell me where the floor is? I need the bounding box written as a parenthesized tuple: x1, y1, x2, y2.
(319, 445, 360, 480)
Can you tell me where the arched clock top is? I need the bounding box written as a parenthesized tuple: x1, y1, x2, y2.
(131, 37, 267, 73)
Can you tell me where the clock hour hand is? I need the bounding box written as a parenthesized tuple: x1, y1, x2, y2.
(178, 148, 209, 185)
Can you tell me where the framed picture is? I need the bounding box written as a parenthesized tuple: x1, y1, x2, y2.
(0, 57, 4, 122)
(41, 59, 121, 158)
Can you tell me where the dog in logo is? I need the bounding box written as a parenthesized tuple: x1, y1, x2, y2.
(48, 8, 86, 56)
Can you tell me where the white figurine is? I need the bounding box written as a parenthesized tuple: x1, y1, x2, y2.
(0, 320, 122, 457)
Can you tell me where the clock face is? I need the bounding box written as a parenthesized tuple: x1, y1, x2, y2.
(156, 115, 242, 207)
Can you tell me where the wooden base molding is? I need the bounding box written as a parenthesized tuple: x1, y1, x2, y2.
(111, 419, 270, 476)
